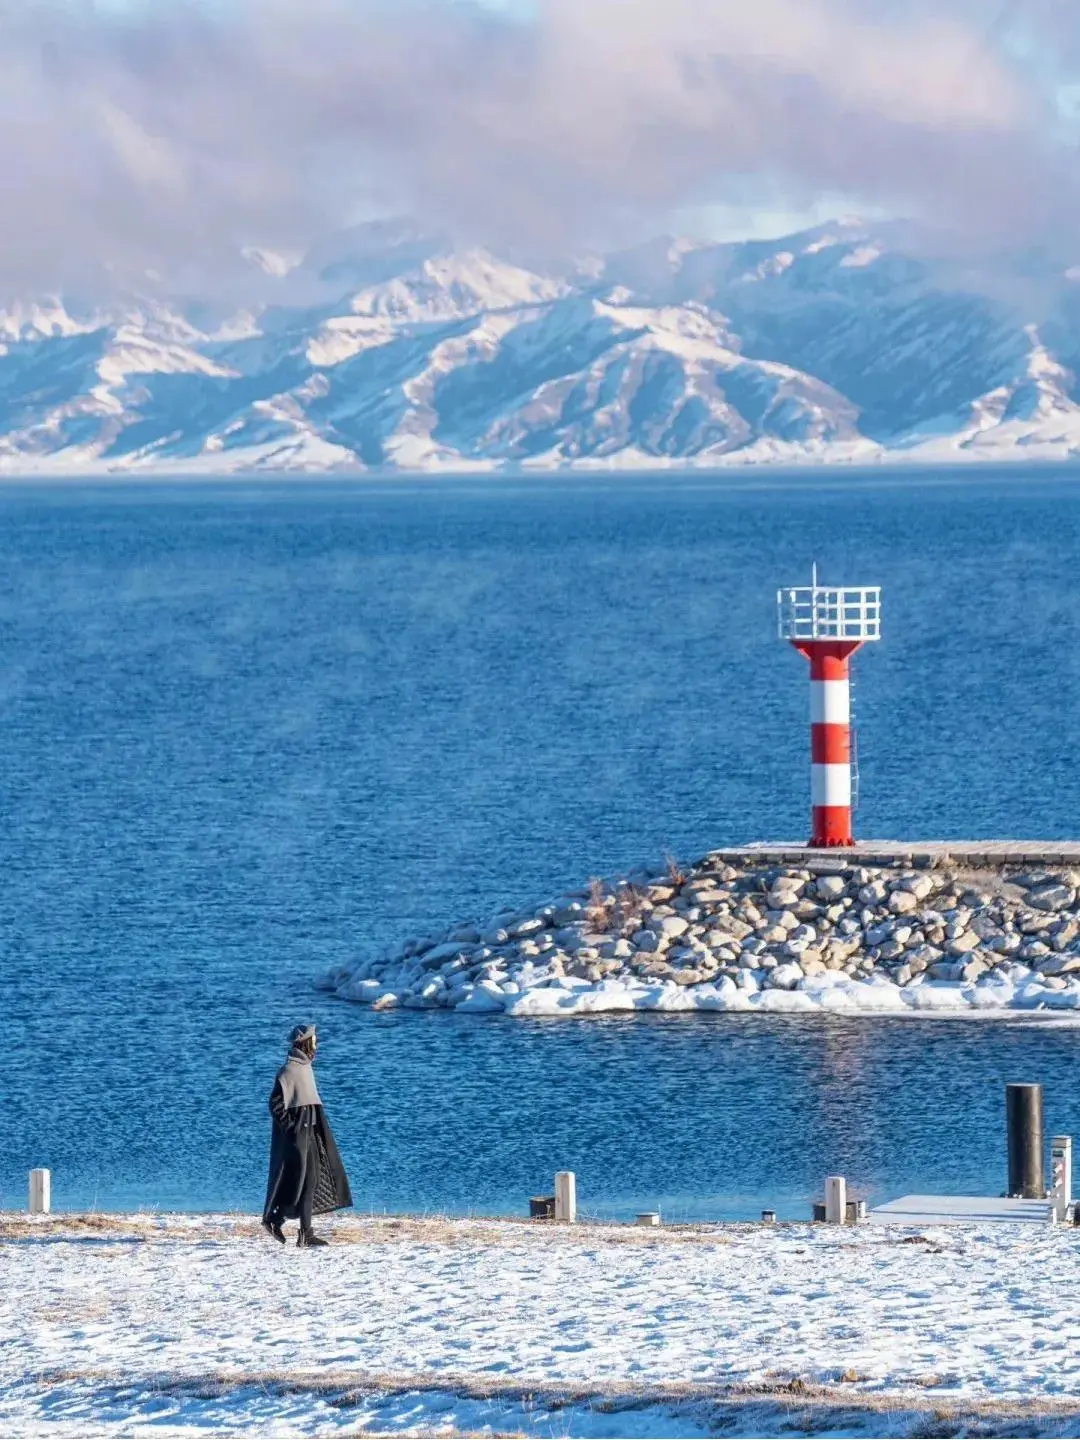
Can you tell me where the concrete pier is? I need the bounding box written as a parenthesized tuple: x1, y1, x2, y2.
(708, 841, 1080, 869)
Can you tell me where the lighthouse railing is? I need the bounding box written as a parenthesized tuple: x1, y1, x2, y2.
(777, 585, 881, 642)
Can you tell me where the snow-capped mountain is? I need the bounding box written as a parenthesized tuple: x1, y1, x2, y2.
(4, 219, 1080, 474)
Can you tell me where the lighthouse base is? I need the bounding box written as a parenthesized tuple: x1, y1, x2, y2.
(810, 806, 854, 849)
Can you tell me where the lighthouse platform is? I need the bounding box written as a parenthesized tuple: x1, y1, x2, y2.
(709, 841, 1080, 869)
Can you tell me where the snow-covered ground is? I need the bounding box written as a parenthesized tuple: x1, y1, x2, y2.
(5, 1213, 1080, 1437)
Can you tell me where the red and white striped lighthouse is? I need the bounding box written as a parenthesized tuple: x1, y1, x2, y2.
(778, 568, 881, 849)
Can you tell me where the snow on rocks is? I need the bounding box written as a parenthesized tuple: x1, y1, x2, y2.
(322, 857, 1080, 1019)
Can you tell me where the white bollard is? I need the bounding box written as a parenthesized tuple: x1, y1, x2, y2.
(825, 1175, 846, 1225)
(29, 1169, 51, 1215)
(1051, 1136, 1072, 1222)
(554, 1171, 577, 1224)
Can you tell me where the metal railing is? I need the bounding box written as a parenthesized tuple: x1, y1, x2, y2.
(777, 570, 882, 642)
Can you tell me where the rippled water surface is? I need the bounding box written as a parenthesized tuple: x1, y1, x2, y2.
(5, 471, 1080, 1218)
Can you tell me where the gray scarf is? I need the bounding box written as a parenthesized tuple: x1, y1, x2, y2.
(276, 1047, 323, 1110)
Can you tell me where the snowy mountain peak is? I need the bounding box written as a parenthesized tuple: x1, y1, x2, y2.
(4, 223, 1080, 474)
(241, 247, 303, 279)
(348, 250, 567, 324)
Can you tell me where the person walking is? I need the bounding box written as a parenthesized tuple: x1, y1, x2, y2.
(262, 1023, 353, 1247)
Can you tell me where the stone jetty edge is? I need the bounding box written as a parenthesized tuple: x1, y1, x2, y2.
(322, 848, 1080, 1018)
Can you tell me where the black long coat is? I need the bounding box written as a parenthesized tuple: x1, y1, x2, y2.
(263, 1077, 353, 1222)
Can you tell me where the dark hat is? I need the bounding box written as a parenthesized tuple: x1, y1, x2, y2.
(289, 1023, 317, 1046)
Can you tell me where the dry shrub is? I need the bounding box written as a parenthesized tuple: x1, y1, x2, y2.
(586, 876, 610, 931)
(665, 853, 688, 887)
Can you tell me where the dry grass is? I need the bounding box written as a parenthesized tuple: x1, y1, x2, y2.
(664, 852, 688, 887)
(0, 1212, 133, 1237)
(585, 875, 609, 931)
(33, 1365, 1080, 1436)
(3, 1211, 985, 1251)
(0, 1211, 747, 1249)
(611, 881, 649, 937)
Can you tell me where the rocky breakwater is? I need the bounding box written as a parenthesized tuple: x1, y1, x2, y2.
(322, 857, 1080, 1017)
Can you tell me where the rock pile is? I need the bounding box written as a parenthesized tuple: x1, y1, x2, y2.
(322, 856, 1080, 1017)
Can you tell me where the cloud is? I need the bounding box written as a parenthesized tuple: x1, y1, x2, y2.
(0, 0, 1073, 294)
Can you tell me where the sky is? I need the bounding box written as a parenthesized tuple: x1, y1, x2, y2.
(1, 0, 1079, 293)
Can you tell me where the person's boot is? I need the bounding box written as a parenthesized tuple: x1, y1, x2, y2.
(261, 1217, 286, 1244)
(297, 1227, 329, 1248)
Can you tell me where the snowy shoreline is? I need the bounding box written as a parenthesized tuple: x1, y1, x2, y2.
(323, 853, 1080, 1019)
(5, 1213, 1080, 1438)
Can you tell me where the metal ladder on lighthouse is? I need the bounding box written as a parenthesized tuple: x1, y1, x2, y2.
(849, 666, 861, 817)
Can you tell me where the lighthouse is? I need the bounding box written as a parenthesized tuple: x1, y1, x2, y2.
(777, 568, 882, 849)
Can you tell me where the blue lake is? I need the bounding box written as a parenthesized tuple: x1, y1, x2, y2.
(4, 470, 1080, 1220)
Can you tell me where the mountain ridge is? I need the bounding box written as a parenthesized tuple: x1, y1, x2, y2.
(3, 220, 1080, 474)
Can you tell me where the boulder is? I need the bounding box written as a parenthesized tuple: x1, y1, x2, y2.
(815, 875, 847, 900)
(970, 914, 1002, 941)
(1035, 955, 1080, 977)
(766, 887, 802, 910)
(905, 945, 942, 974)
(888, 889, 920, 915)
(768, 961, 804, 990)
(958, 889, 993, 909)
(947, 931, 980, 956)
(895, 874, 935, 901)
(708, 932, 746, 951)
(929, 959, 966, 982)
(986, 933, 1021, 954)
(1052, 919, 1080, 951)
(1019, 940, 1051, 961)
(793, 899, 823, 920)
(632, 930, 664, 954)
(1028, 882, 1076, 912)
(417, 942, 470, 970)
(687, 888, 729, 906)
(826, 938, 862, 962)
(550, 904, 585, 927)
(641, 961, 675, 979)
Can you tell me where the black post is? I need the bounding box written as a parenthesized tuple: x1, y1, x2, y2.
(1007, 1084, 1044, 1198)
